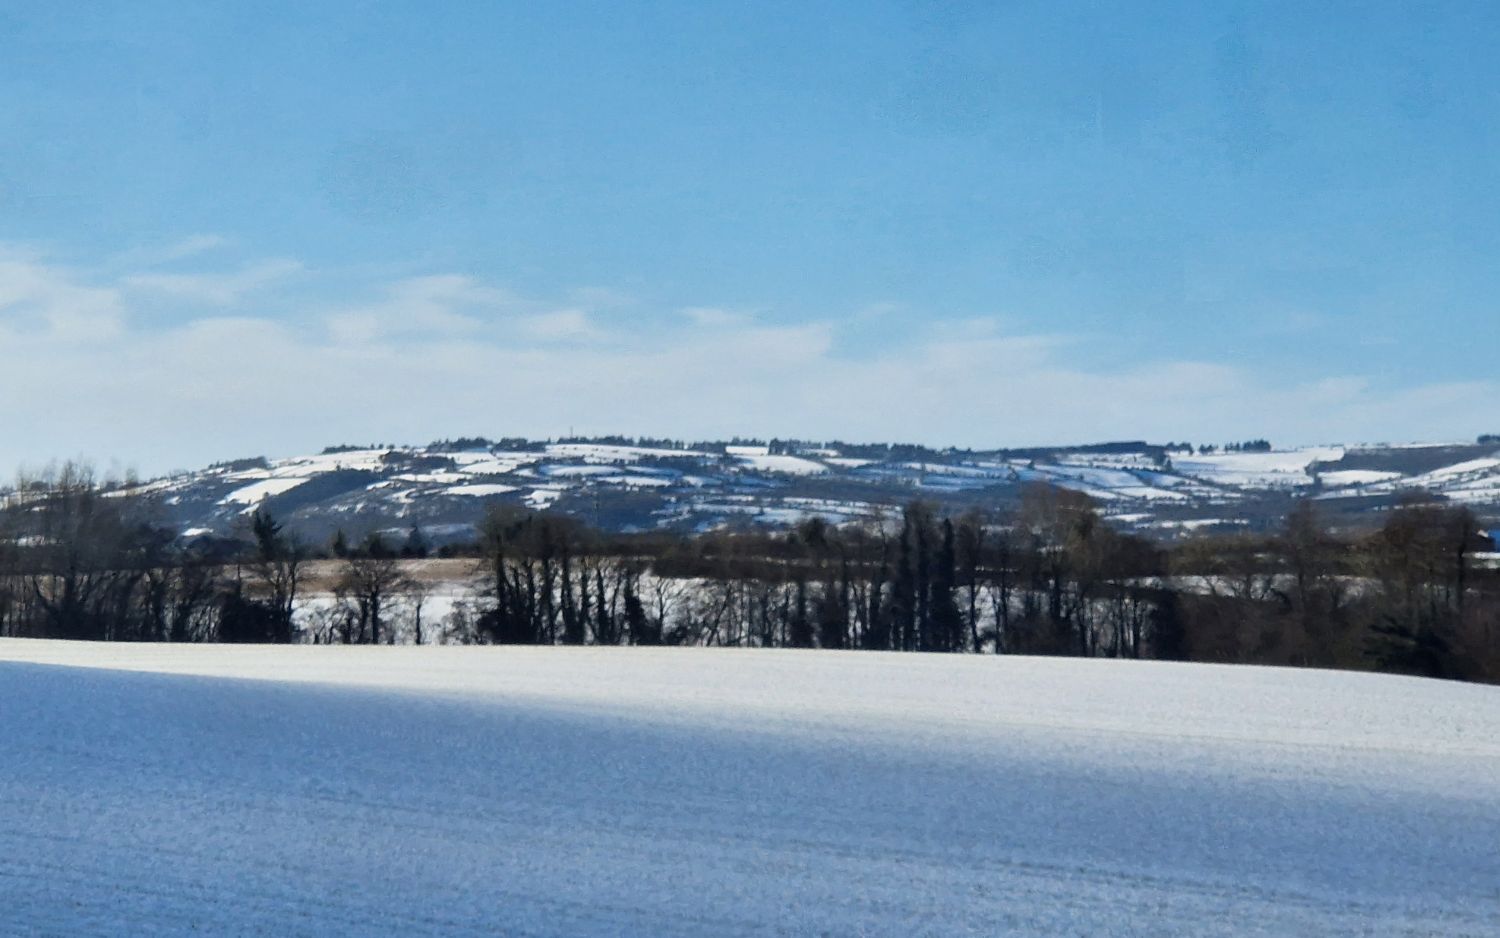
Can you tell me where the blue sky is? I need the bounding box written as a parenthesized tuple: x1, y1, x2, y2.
(1, 1, 1497, 475)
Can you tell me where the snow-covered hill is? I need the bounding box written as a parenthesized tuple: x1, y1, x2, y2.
(1, 642, 1496, 935)
(102, 437, 1500, 544)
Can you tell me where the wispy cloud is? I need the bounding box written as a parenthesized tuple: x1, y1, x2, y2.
(682, 306, 748, 328)
(123, 258, 303, 305)
(1, 242, 1495, 475)
(324, 274, 514, 345)
(130, 234, 230, 267)
(0, 252, 124, 342)
(521, 309, 604, 343)
(101, 234, 233, 273)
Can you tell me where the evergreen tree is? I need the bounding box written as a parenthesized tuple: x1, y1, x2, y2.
(623, 575, 655, 645)
(402, 526, 429, 559)
(929, 519, 965, 652)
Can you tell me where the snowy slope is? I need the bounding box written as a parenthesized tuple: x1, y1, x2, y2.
(2, 641, 1497, 936)
(87, 439, 1500, 542)
(1173, 447, 1345, 488)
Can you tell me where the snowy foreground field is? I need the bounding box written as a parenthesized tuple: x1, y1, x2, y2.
(2, 643, 1498, 936)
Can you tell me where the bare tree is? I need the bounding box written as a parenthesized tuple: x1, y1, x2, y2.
(336, 534, 411, 644)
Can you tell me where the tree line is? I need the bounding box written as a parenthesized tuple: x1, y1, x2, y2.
(1, 463, 1496, 683)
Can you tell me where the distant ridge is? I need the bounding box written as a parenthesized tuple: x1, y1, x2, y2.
(81, 435, 1500, 545)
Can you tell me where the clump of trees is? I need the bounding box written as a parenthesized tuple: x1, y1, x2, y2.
(1166, 499, 1496, 680)
(0, 465, 304, 643)
(2, 464, 1496, 684)
(1194, 439, 1272, 454)
(446, 489, 1497, 682)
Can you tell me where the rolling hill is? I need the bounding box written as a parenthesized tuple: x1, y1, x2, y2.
(96, 437, 1500, 545)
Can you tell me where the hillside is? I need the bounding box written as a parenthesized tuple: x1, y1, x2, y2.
(101, 437, 1500, 545)
(1, 642, 1496, 935)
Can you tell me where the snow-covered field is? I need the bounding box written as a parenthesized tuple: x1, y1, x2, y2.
(1174, 447, 1345, 489)
(2, 642, 1497, 936)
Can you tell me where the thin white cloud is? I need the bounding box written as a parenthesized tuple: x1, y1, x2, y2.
(100, 234, 232, 273)
(134, 234, 230, 266)
(0, 244, 1495, 476)
(123, 259, 302, 305)
(323, 274, 511, 344)
(682, 306, 748, 328)
(521, 309, 605, 342)
(0, 254, 124, 342)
